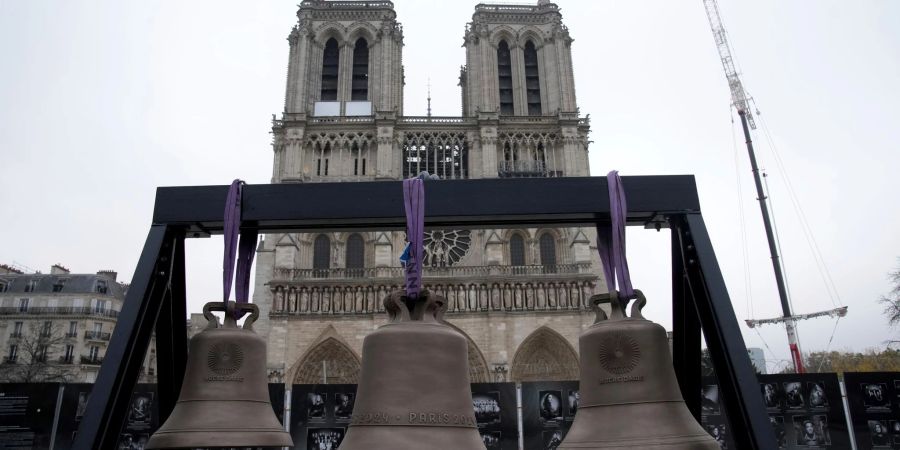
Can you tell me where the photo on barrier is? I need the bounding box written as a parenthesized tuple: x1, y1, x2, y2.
(333, 393, 354, 421)
(768, 416, 786, 449)
(127, 393, 154, 429)
(783, 382, 805, 410)
(793, 415, 831, 447)
(566, 390, 579, 417)
(706, 424, 728, 449)
(701, 384, 721, 415)
(117, 432, 149, 450)
(308, 392, 327, 421)
(539, 390, 563, 424)
(306, 427, 345, 450)
(542, 429, 564, 450)
(868, 420, 890, 447)
(806, 381, 830, 409)
(761, 382, 783, 410)
(473, 392, 501, 425)
(862, 383, 890, 410)
(480, 430, 502, 450)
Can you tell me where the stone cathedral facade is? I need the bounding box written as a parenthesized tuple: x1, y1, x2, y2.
(251, 0, 606, 386)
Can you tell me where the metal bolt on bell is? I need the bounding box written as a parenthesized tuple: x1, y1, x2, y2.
(338, 290, 484, 450)
(146, 301, 293, 449)
(559, 290, 719, 449)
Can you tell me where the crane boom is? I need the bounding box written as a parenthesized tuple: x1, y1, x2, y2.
(702, 0, 756, 129)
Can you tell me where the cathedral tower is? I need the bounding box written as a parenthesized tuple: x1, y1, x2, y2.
(255, 1, 603, 387)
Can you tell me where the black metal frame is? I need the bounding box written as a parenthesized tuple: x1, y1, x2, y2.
(74, 176, 775, 449)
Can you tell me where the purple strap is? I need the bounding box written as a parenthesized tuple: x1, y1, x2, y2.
(598, 171, 634, 300)
(223, 180, 257, 317)
(403, 178, 425, 299)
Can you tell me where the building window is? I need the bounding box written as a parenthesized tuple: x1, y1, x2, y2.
(402, 133, 469, 180)
(18, 298, 29, 312)
(316, 143, 331, 177)
(63, 344, 74, 363)
(351, 38, 369, 101)
(497, 40, 514, 115)
(89, 345, 100, 361)
(313, 235, 331, 277)
(7, 345, 18, 363)
(35, 345, 48, 363)
(321, 38, 340, 101)
(524, 40, 542, 116)
(509, 234, 526, 266)
(346, 233, 365, 277)
(24, 280, 36, 293)
(12, 322, 23, 337)
(0, 281, 7, 292)
(68, 321, 77, 337)
(539, 233, 557, 273)
(94, 299, 109, 314)
(52, 278, 67, 292)
(41, 321, 52, 337)
(93, 322, 103, 333)
(96, 280, 108, 294)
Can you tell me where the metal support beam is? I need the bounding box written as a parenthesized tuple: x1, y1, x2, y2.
(676, 214, 776, 449)
(155, 232, 188, 423)
(671, 226, 702, 420)
(74, 225, 176, 450)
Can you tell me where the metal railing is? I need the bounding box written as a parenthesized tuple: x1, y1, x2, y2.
(8, 332, 21, 339)
(0, 306, 119, 318)
(81, 356, 103, 365)
(84, 331, 112, 341)
(2, 356, 17, 364)
(58, 356, 74, 364)
(273, 263, 591, 282)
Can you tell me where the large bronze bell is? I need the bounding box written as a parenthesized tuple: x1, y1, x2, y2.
(559, 291, 719, 449)
(146, 302, 293, 449)
(339, 290, 484, 450)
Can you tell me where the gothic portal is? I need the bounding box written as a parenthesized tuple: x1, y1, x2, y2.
(251, 0, 606, 385)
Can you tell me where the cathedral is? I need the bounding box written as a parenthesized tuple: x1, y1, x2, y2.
(250, 0, 606, 386)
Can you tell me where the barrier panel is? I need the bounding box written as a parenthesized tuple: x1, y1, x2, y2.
(843, 371, 900, 450)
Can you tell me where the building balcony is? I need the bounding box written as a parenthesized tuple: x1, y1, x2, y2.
(272, 263, 592, 283)
(80, 356, 103, 365)
(0, 306, 119, 319)
(498, 160, 563, 178)
(58, 356, 74, 364)
(8, 332, 21, 339)
(2, 356, 17, 364)
(84, 331, 111, 341)
(65, 332, 78, 338)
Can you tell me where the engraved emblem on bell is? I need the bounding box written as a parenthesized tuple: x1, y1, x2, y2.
(207, 342, 244, 375)
(598, 333, 640, 375)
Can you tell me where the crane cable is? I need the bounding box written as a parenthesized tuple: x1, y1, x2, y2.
(754, 103, 844, 308)
(731, 110, 755, 319)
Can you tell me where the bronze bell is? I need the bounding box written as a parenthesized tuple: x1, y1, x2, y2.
(339, 290, 484, 450)
(146, 302, 293, 449)
(559, 290, 719, 449)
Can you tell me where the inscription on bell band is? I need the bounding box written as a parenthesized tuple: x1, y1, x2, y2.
(350, 411, 476, 427)
(597, 333, 640, 375)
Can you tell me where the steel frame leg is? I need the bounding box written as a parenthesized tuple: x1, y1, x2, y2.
(674, 214, 776, 449)
(74, 225, 182, 449)
(671, 225, 702, 420)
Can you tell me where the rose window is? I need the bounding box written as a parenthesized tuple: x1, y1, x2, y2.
(423, 230, 471, 267)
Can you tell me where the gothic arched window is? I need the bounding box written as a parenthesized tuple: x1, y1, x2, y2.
(510, 234, 526, 266)
(351, 38, 369, 101)
(345, 233, 365, 277)
(497, 40, 514, 115)
(313, 234, 331, 277)
(539, 232, 557, 273)
(524, 40, 542, 115)
(321, 38, 339, 101)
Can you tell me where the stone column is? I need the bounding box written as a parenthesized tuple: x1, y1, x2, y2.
(478, 112, 499, 178)
(375, 112, 396, 179)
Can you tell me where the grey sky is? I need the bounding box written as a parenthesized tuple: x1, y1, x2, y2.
(1, 1, 898, 372)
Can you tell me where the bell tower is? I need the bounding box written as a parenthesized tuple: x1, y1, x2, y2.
(283, 0, 404, 117)
(461, 1, 577, 117)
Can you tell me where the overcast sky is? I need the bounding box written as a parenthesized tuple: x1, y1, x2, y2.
(1, 1, 898, 372)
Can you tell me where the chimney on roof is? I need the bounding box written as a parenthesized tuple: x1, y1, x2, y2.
(51, 264, 70, 275)
(0, 264, 24, 275)
(97, 270, 118, 282)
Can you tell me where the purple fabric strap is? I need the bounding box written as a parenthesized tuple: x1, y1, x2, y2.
(403, 178, 425, 299)
(598, 170, 634, 300)
(223, 180, 258, 317)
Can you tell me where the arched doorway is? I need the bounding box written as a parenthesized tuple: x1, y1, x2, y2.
(292, 337, 361, 384)
(510, 326, 579, 381)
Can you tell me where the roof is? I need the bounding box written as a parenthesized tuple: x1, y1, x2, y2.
(0, 273, 126, 298)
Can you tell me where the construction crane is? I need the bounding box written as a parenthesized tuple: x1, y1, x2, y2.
(702, 0, 847, 373)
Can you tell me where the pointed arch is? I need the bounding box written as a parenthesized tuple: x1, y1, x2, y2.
(351, 37, 369, 101)
(497, 40, 514, 116)
(291, 334, 361, 385)
(510, 326, 579, 381)
(320, 37, 340, 101)
(509, 233, 526, 266)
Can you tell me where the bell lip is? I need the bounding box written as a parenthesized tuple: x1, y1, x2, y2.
(145, 430, 293, 449)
